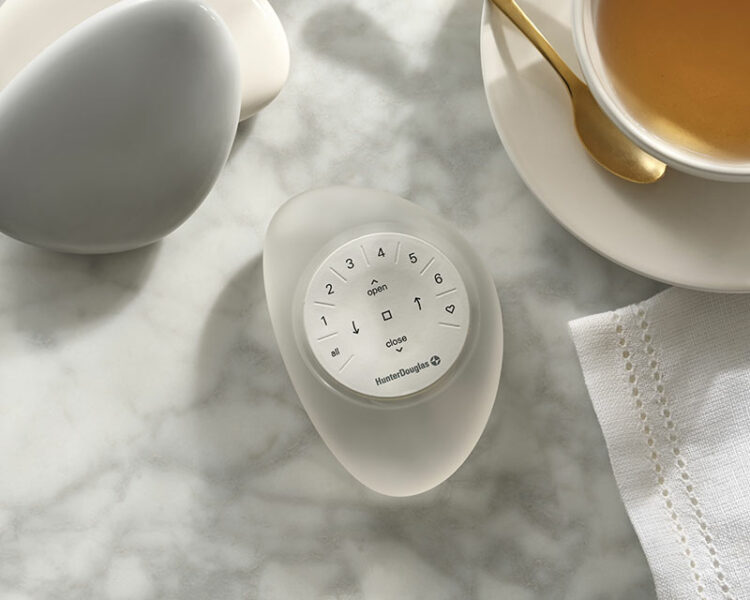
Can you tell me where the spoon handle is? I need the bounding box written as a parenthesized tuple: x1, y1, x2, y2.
(489, 0, 582, 95)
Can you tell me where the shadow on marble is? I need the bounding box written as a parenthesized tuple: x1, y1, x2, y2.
(190, 255, 313, 478)
(301, 1, 501, 227)
(303, 4, 414, 94)
(228, 116, 257, 162)
(2, 240, 160, 341)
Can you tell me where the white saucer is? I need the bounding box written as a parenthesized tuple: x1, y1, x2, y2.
(480, 0, 750, 292)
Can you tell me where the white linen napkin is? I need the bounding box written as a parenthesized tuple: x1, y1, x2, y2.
(570, 288, 750, 600)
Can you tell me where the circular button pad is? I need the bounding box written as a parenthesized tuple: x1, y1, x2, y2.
(302, 232, 470, 399)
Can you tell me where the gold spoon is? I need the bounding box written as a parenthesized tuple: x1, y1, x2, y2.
(490, 0, 666, 184)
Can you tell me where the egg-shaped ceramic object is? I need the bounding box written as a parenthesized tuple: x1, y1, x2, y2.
(0, 0, 289, 120)
(0, 0, 240, 253)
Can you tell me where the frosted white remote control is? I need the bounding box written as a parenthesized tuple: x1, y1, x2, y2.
(264, 187, 503, 496)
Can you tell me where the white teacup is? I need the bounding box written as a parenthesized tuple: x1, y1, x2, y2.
(572, 0, 750, 182)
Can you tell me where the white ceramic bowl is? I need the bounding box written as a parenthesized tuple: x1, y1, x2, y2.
(572, 0, 750, 182)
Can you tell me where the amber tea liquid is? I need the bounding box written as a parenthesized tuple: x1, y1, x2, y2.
(597, 0, 750, 160)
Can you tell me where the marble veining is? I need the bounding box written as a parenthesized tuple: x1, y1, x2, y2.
(0, 0, 665, 597)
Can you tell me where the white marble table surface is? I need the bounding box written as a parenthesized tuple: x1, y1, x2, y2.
(0, 0, 667, 598)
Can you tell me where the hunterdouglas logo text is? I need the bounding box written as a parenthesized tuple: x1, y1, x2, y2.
(374, 360, 431, 386)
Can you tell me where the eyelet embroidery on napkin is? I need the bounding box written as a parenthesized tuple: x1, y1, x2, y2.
(636, 305, 735, 600)
(613, 311, 707, 600)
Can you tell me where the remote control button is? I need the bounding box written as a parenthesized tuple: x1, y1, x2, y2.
(303, 232, 470, 399)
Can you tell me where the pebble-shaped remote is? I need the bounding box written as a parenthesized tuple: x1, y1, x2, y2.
(264, 187, 503, 496)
